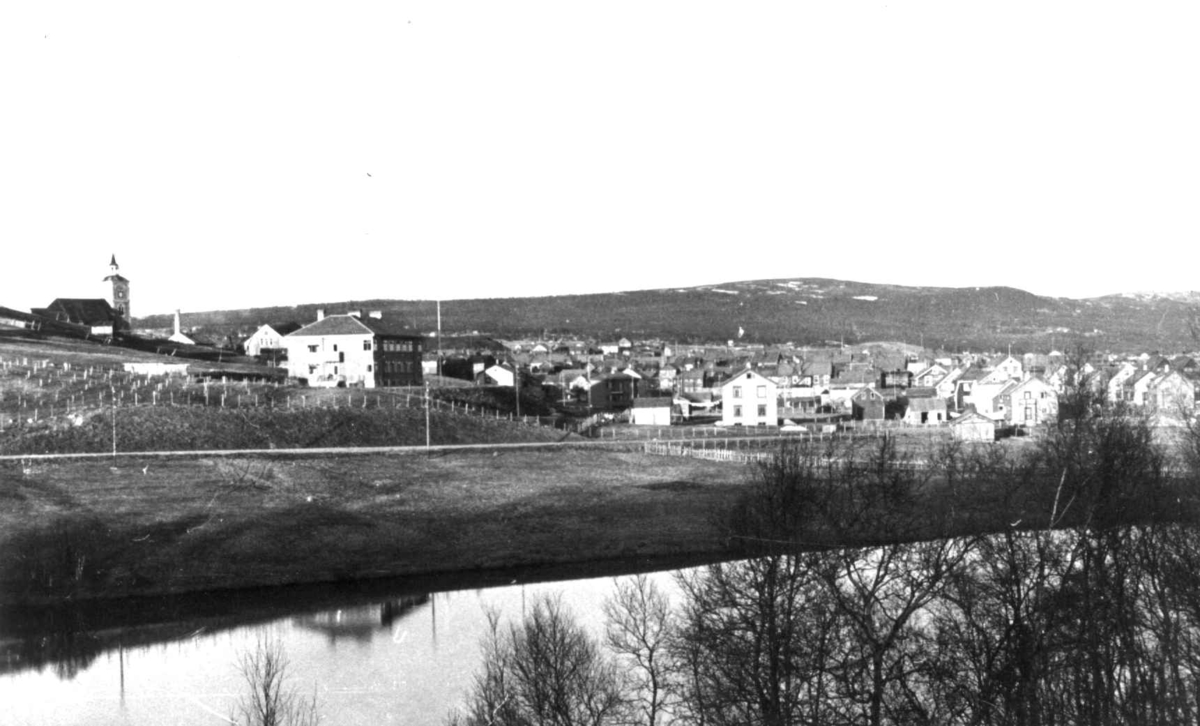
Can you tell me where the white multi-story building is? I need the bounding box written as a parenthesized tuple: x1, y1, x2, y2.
(719, 368, 778, 427)
(283, 312, 423, 388)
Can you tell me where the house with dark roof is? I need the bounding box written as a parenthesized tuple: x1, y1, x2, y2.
(585, 371, 639, 411)
(283, 312, 423, 388)
(1172, 356, 1199, 375)
(0, 305, 43, 332)
(851, 387, 886, 421)
(31, 298, 126, 335)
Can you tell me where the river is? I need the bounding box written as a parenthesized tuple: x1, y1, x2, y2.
(8, 523, 1200, 724)
(0, 569, 663, 725)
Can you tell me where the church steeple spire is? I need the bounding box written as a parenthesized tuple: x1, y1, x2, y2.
(103, 254, 131, 320)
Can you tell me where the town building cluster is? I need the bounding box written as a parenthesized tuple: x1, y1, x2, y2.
(4, 257, 1198, 438)
(453, 338, 1199, 436)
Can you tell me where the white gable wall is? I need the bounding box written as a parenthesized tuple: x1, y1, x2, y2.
(720, 370, 778, 426)
(285, 332, 377, 387)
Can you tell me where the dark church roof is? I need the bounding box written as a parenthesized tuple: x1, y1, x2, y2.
(31, 298, 121, 326)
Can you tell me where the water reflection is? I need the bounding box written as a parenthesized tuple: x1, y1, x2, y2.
(293, 595, 431, 645)
(5, 525, 1200, 724)
(0, 606, 103, 680)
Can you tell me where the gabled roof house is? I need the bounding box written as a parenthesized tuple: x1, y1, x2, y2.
(284, 312, 423, 388)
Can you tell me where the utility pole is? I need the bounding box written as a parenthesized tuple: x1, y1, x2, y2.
(111, 385, 117, 457)
(424, 381, 431, 448)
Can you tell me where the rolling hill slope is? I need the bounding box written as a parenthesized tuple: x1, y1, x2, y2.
(134, 279, 1200, 353)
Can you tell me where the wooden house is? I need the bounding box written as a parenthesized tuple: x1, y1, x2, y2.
(719, 369, 779, 427)
(1000, 376, 1058, 426)
(243, 323, 301, 359)
(851, 387, 886, 421)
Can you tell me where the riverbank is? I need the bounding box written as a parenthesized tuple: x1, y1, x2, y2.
(0, 449, 748, 606)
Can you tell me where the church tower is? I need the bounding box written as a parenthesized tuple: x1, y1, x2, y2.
(103, 254, 131, 320)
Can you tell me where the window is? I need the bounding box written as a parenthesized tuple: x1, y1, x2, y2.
(308, 364, 317, 374)
(733, 405, 743, 418)
(333, 344, 338, 352)
(732, 386, 742, 399)
(363, 341, 372, 351)
(757, 404, 767, 417)
(367, 364, 373, 372)
(308, 345, 318, 353)
(757, 386, 766, 399)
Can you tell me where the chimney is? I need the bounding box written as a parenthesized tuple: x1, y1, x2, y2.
(316, 308, 325, 321)
(369, 310, 383, 319)
(174, 309, 182, 336)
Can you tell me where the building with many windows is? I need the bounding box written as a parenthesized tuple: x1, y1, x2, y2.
(283, 311, 423, 388)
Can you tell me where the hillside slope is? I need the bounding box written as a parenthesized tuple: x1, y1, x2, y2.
(135, 279, 1200, 353)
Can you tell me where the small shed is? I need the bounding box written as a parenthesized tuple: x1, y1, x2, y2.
(631, 397, 674, 426)
(951, 411, 996, 442)
(903, 396, 948, 425)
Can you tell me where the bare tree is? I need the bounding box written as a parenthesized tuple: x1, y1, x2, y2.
(447, 610, 524, 726)
(604, 574, 677, 726)
(671, 555, 843, 726)
(816, 537, 976, 726)
(233, 634, 320, 726)
(448, 594, 628, 726)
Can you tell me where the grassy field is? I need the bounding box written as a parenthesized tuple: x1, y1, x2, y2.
(0, 448, 748, 605)
(0, 332, 587, 453)
(0, 403, 578, 454)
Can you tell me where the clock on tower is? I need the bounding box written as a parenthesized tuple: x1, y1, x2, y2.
(103, 254, 132, 319)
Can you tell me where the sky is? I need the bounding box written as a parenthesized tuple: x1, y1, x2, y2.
(3, 2, 1199, 317)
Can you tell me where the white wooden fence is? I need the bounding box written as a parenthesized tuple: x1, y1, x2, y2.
(643, 441, 774, 463)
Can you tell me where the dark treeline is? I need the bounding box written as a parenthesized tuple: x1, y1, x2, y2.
(448, 526, 1200, 725)
(449, 362, 1200, 725)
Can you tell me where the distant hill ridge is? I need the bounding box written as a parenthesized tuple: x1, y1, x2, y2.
(136, 278, 1200, 353)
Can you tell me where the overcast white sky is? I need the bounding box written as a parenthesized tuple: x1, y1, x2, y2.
(3, 2, 1198, 316)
